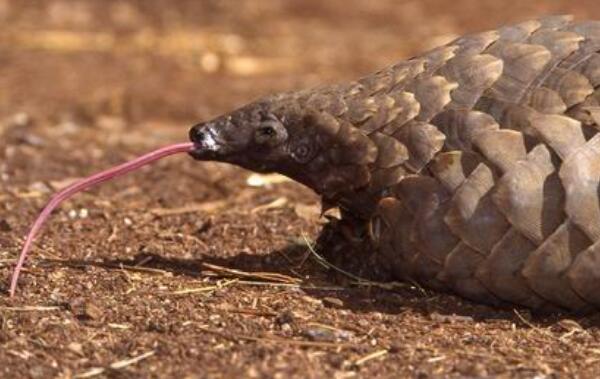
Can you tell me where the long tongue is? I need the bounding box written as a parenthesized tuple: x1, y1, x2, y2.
(9, 142, 195, 297)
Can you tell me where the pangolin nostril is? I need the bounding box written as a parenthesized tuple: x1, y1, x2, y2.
(189, 127, 206, 143)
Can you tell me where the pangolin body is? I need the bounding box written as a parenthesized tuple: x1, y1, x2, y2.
(190, 16, 600, 312)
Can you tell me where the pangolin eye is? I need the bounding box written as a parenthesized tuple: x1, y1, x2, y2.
(254, 118, 287, 146)
(257, 125, 276, 137)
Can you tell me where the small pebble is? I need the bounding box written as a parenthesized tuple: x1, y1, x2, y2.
(323, 297, 344, 308)
(10, 112, 31, 127)
(200, 52, 221, 73)
(28, 365, 48, 379)
(304, 327, 337, 342)
(19, 132, 45, 146)
(29, 181, 51, 193)
(67, 342, 84, 355)
(303, 326, 354, 342)
(430, 312, 474, 323)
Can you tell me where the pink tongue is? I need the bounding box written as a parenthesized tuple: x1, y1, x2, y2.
(9, 142, 195, 297)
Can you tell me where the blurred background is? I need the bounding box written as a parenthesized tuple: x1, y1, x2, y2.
(0, 0, 596, 125)
(2, 0, 597, 190)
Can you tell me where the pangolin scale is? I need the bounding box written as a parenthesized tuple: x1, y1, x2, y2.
(189, 16, 600, 312)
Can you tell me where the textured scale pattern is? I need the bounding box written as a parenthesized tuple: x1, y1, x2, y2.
(189, 16, 600, 312)
(302, 16, 600, 312)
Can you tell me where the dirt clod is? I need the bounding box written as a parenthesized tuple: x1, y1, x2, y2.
(275, 310, 296, 326)
(0, 219, 11, 232)
(69, 297, 103, 321)
(455, 361, 488, 377)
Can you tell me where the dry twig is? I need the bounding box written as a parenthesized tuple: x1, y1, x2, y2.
(74, 351, 155, 378)
(41, 258, 172, 275)
(354, 349, 389, 366)
(202, 262, 301, 284)
(168, 279, 238, 295)
(0, 305, 62, 312)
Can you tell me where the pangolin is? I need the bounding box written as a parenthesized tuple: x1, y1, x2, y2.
(188, 16, 600, 313)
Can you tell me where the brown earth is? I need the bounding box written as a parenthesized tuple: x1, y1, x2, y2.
(2, 1, 600, 378)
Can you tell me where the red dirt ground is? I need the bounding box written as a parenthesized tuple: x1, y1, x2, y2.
(2, 1, 600, 378)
